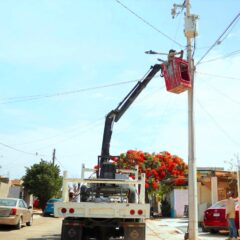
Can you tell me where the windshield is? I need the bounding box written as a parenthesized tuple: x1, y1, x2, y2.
(0, 199, 17, 207)
(211, 200, 238, 209)
(211, 200, 227, 208)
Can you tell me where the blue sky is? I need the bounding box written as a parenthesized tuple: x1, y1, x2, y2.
(0, 0, 240, 178)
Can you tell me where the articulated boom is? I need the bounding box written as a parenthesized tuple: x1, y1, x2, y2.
(99, 64, 162, 178)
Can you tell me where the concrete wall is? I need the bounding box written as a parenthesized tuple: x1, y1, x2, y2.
(170, 189, 188, 217)
(8, 186, 21, 198)
(218, 181, 230, 200)
(198, 179, 211, 206)
(0, 182, 10, 197)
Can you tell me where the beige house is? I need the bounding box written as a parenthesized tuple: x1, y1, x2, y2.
(168, 167, 237, 221)
(0, 177, 10, 197)
(198, 167, 237, 204)
(0, 177, 33, 206)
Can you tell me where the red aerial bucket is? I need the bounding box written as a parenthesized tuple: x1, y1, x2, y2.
(161, 57, 191, 94)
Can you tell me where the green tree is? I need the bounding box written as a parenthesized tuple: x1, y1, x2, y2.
(22, 160, 62, 211)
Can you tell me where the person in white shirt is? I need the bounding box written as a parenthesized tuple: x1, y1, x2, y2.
(225, 191, 237, 240)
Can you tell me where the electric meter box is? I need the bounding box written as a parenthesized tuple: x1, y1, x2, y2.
(184, 14, 198, 38)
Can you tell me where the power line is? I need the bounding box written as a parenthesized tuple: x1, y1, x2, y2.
(197, 79, 240, 106)
(0, 79, 141, 104)
(196, 99, 240, 147)
(13, 117, 104, 147)
(34, 118, 104, 151)
(0, 142, 47, 157)
(114, 0, 184, 48)
(196, 12, 240, 66)
(198, 49, 240, 65)
(196, 71, 240, 81)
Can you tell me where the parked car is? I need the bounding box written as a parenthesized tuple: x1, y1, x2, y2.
(0, 197, 33, 229)
(202, 198, 239, 233)
(43, 198, 62, 216)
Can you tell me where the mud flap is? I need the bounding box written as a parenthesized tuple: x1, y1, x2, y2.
(61, 219, 83, 240)
(123, 222, 146, 240)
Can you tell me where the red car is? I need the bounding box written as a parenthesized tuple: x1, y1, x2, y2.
(202, 199, 239, 233)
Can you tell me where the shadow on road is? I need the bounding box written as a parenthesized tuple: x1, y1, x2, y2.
(0, 225, 29, 232)
(27, 234, 60, 240)
(199, 230, 228, 238)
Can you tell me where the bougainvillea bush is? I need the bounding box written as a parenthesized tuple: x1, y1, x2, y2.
(110, 150, 188, 196)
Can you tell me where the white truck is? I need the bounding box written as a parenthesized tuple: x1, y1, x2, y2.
(54, 164, 150, 240)
(54, 63, 162, 240)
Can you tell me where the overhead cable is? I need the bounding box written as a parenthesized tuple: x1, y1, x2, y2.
(196, 100, 240, 147)
(197, 79, 240, 106)
(0, 142, 47, 157)
(196, 12, 240, 66)
(198, 49, 240, 65)
(0, 79, 141, 104)
(115, 0, 184, 48)
(196, 71, 240, 81)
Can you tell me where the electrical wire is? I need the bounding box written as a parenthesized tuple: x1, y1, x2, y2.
(196, 71, 240, 81)
(175, 1, 186, 18)
(197, 79, 240, 106)
(197, 49, 240, 65)
(0, 79, 142, 104)
(34, 118, 104, 151)
(192, 36, 196, 59)
(196, 12, 240, 66)
(196, 99, 240, 147)
(114, 0, 184, 48)
(17, 86, 167, 153)
(0, 142, 47, 157)
(13, 117, 104, 147)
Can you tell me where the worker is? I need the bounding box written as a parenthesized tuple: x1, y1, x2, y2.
(225, 191, 237, 240)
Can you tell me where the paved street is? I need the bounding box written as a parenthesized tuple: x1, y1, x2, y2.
(0, 214, 62, 240)
(0, 214, 231, 240)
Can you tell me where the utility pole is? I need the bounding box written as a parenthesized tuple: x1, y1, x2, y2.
(172, 1, 199, 239)
(52, 148, 56, 165)
(185, 1, 198, 239)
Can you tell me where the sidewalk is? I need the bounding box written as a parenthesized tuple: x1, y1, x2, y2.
(146, 218, 185, 240)
(146, 218, 232, 240)
(33, 208, 43, 219)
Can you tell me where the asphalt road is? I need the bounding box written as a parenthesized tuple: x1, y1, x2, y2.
(0, 214, 62, 240)
(0, 215, 231, 240)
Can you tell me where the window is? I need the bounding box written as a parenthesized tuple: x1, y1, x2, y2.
(0, 199, 17, 207)
(19, 200, 27, 208)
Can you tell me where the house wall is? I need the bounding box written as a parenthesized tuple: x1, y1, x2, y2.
(198, 180, 211, 206)
(0, 182, 10, 197)
(218, 181, 230, 200)
(170, 189, 188, 217)
(8, 186, 21, 198)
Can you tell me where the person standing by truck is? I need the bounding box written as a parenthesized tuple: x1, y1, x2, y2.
(225, 191, 237, 240)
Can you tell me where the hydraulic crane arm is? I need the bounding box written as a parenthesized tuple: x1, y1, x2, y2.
(100, 64, 162, 166)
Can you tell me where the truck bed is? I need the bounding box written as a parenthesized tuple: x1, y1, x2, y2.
(54, 201, 150, 219)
